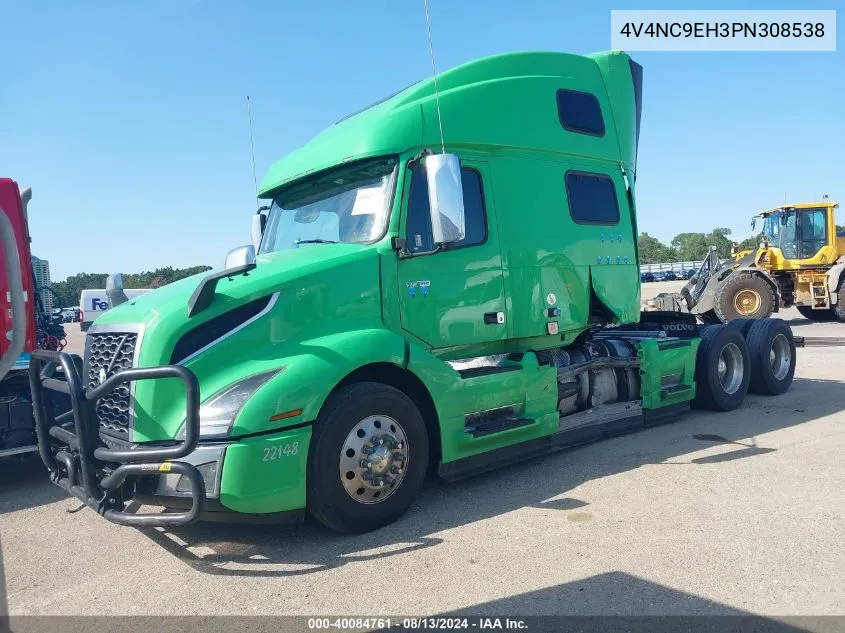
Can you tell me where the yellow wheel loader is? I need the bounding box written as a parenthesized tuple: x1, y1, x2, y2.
(649, 201, 845, 323)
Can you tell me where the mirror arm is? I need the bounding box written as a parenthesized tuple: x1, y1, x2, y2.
(391, 237, 412, 259)
(407, 148, 434, 168)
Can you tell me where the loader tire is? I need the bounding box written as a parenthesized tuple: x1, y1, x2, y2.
(796, 306, 833, 321)
(693, 325, 750, 411)
(714, 272, 775, 323)
(833, 279, 845, 323)
(745, 319, 795, 396)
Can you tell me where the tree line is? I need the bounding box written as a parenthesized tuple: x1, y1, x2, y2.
(639, 225, 845, 264)
(49, 266, 212, 308)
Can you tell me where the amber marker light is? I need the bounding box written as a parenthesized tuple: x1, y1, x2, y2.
(270, 408, 303, 422)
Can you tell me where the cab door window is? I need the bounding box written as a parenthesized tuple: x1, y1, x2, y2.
(405, 166, 487, 254)
(799, 208, 827, 258)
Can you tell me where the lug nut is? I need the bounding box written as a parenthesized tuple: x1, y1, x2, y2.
(376, 438, 385, 445)
(394, 441, 404, 450)
(359, 459, 370, 469)
(393, 452, 407, 462)
(372, 477, 385, 487)
(391, 466, 403, 475)
(361, 445, 375, 455)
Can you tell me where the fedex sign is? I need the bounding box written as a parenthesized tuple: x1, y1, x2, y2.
(80, 288, 152, 331)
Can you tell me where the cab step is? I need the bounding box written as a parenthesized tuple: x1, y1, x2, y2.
(464, 404, 533, 437)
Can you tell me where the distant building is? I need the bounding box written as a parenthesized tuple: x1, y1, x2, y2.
(31, 255, 52, 312)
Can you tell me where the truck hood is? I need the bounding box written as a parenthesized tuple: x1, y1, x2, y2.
(92, 243, 374, 332)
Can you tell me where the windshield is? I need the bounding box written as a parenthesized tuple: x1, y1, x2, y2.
(259, 157, 397, 254)
(761, 210, 798, 258)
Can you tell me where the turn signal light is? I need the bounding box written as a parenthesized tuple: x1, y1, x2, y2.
(270, 408, 303, 422)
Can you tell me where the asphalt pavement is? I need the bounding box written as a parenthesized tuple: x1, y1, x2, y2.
(1, 284, 843, 617)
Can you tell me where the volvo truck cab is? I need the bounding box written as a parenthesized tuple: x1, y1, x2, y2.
(30, 51, 797, 533)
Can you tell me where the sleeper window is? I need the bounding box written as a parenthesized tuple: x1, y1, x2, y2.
(565, 171, 620, 225)
(556, 89, 605, 137)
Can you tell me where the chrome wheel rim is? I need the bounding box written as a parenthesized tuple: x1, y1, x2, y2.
(770, 333, 791, 381)
(339, 415, 408, 505)
(717, 342, 744, 394)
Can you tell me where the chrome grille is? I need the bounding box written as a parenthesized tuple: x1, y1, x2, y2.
(86, 333, 138, 437)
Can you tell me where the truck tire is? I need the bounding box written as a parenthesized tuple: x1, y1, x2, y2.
(693, 325, 750, 411)
(724, 318, 756, 338)
(796, 306, 833, 321)
(714, 272, 775, 323)
(306, 382, 429, 533)
(745, 319, 795, 396)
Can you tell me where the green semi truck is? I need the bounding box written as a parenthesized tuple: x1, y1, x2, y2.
(30, 49, 797, 533)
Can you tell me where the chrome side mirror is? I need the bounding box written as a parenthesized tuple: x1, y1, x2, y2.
(251, 213, 267, 251)
(225, 244, 256, 270)
(106, 273, 129, 307)
(425, 153, 466, 244)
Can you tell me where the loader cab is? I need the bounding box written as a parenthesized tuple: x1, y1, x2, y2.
(757, 201, 839, 265)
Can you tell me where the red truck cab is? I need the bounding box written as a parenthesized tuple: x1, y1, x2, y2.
(0, 178, 36, 361)
(0, 178, 39, 454)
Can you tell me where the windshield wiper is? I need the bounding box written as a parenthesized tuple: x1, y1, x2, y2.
(295, 238, 338, 245)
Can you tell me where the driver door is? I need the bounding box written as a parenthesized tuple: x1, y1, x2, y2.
(397, 160, 507, 349)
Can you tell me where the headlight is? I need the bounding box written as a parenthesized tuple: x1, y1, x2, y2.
(178, 370, 279, 439)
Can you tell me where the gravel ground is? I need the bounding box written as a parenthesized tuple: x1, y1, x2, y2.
(1, 289, 843, 617)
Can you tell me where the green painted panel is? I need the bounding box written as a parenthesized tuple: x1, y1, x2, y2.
(219, 426, 312, 514)
(408, 346, 559, 463)
(638, 339, 700, 409)
(492, 155, 639, 342)
(396, 160, 508, 349)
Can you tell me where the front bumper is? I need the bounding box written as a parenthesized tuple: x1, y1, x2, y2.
(29, 349, 209, 527)
(30, 350, 312, 527)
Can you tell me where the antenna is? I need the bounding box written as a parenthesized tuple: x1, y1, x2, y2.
(247, 95, 258, 196)
(423, 0, 446, 154)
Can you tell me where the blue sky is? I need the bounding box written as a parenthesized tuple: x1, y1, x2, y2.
(1, 0, 841, 280)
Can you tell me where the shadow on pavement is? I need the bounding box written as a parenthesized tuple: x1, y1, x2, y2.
(133, 376, 845, 578)
(442, 571, 786, 617)
(0, 455, 65, 515)
(427, 572, 833, 629)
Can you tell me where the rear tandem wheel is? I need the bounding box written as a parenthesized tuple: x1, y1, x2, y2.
(693, 325, 751, 411)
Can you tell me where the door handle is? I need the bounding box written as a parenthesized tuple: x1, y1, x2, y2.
(483, 312, 505, 325)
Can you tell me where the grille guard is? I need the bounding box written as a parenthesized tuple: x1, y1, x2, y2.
(28, 349, 206, 527)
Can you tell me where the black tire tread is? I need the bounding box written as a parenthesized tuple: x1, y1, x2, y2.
(745, 319, 796, 396)
(306, 382, 428, 533)
(724, 317, 756, 338)
(833, 278, 845, 323)
(693, 325, 751, 411)
(796, 305, 833, 321)
(714, 272, 776, 323)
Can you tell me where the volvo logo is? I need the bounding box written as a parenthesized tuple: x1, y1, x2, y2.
(98, 368, 108, 384)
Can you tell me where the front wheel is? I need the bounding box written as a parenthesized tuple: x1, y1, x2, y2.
(307, 382, 429, 533)
(714, 272, 776, 323)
